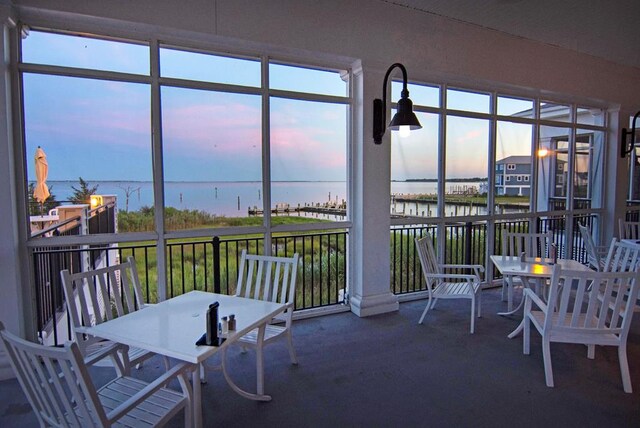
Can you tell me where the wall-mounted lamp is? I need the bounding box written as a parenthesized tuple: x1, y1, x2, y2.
(537, 148, 549, 158)
(373, 63, 422, 144)
(620, 110, 640, 158)
(90, 194, 103, 208)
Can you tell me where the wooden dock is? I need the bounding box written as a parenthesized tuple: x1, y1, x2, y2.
(248, 201, 347, 217)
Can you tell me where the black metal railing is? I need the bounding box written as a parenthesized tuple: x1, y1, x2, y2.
(390, 213, 599, 295)
(32, 230, 348, 346)
(88, 203, 116, 234)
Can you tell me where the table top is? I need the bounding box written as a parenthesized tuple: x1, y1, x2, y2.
(489, 255, 591, 277)
(84, 291, 285, 364)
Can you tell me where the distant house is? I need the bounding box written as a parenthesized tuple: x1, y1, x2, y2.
(495, 155, 531, 196)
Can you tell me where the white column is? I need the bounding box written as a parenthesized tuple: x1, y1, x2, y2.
(349, 61, 398, 317)
(0, 9, 27, 380)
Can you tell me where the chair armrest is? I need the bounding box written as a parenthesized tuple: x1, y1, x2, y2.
(427, 273, 480, 282)
(106, 362, 193, 423)
(523, 288, 547, 312)
(441, 263, 485, 273)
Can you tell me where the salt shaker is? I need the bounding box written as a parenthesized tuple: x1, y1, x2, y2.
(520, 252, 526, 263)
(221, 316, 229, 334)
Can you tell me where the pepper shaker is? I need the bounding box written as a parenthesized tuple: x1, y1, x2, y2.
(228, 314, 236, 331)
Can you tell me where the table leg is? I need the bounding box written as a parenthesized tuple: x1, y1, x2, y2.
(192, 365, 202, 428)
(506, 278, 547, 339)
(507, 319, 524, 338)
(221, 347, 272, 401)
(498, 276, 524, 316)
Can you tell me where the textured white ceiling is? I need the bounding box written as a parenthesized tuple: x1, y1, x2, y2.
(385, 0, 640, 69)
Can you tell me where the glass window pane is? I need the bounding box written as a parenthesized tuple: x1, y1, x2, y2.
(22, 30, 149, 75)
(630, 148, 640, 201)
(576, 107, 605, 126)
(497, 96, 534, 117)
(537, 126, 570, 211)
(495, 121, 532, 213)
(574, 136, 590, 201)
(161, 87, 262, 229)
(270, 97, 347, 223)
(160, 48, 261, 87)
(269, 63, 346, 97)
(24, 74, 152, 235)
(575, 130, 604, 209)
(390, 112, 440, 217)
(392, 82, 440, 108)
(445, 116, 489, 216)
(540, 102, 571, 123)
(447, 89, 490, 114)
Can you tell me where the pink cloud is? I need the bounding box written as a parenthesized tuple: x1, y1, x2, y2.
(162, 102, 262, 154)
(454, 129, 485, 144)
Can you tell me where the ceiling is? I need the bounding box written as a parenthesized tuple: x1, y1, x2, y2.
(386, 0, 640, 69)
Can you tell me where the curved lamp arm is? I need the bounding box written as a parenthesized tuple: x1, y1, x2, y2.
(621, 110, 640, 158)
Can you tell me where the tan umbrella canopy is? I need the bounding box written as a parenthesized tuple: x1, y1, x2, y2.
(33, 146, 50, 204)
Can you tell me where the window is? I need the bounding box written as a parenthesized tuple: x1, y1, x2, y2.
(20, 30, 351, 236)
(22, 31, 153, 234)
(517, 176, 522, 182)
(445, 115, 489, 217)
(507, 164, 516, 170)
(269, 64, 349, 224)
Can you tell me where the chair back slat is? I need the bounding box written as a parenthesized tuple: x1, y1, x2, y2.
(415, 233, 440, 285)
(107, 269, 124, 317)
(126, 256, 147, 310)
(545, 267, 640, 338)
(502, 230, 552, 258)
(0, 323, 106, 427)
(235, 250, 299, 307)
(619, 219, 640, 240)
(579, 223, 602, 271)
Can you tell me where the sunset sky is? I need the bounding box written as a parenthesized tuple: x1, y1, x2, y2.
(22, 30, 531, 184)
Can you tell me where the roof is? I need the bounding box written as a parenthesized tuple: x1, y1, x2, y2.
(496, 155, 531, 165)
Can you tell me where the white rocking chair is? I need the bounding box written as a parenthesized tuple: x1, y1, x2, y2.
(222, 250, 299, 400)
(414, 233, 484, 334)
(60, 257, 167, 374)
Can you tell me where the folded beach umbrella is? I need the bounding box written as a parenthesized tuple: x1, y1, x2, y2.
(33, 146, 50, 204)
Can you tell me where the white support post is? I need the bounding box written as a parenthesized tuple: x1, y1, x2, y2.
(348, 61, 398, 317)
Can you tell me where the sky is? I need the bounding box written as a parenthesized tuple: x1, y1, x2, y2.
(22, 30, 535, 185)
(22, 31, 348, 183)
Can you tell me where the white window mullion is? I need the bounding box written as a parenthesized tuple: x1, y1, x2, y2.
(262, 57, 272, 255)
(150, 39, 167, 301)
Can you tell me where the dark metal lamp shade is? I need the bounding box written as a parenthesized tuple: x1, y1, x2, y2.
(388, 96, 422, 131)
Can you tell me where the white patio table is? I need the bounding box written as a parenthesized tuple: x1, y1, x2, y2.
(490, 255, 591, 337)
(84, 290, 286, 428)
